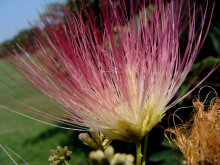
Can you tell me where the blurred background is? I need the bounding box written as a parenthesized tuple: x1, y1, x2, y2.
(0, 0, 219, 164)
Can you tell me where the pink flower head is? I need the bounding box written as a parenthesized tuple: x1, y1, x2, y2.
(3, 0, 214, 141)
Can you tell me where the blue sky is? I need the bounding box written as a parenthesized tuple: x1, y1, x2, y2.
(0, 0, 63, 43)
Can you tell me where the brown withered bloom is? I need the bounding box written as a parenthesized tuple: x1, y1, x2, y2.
(165, 95, 220, 165)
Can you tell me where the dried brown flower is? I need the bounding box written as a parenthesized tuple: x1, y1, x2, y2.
(166, 97, 220, 165)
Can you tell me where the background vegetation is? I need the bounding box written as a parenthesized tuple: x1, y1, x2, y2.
(0, 0, 219, 164)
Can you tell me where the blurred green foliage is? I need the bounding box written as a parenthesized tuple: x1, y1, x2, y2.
(209, 21, 220, 54)
(149, 139, 183, 165)
(0, 59, 91, 165)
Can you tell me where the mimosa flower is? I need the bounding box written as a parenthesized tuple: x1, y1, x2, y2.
(3, 0, 213, 142)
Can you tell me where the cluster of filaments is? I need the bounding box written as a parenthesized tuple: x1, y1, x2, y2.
(1, 0, 210, 142)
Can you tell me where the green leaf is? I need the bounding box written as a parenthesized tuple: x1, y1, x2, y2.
(161, 139, 179, 150)
(209, 22, 220, 54)
(149, 150, 174, 162)
(149, 150, 183, 165)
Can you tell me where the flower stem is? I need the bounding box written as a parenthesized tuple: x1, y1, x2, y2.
(142, 134, 149, 165)
(135, 140, 142, 165)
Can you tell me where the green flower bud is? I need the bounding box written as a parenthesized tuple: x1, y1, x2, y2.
(79, 132, 112, 150)
(48, 146, 72, 165)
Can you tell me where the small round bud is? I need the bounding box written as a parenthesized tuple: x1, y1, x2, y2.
(79, 133, 90, 141)
(111, 153, 126, 164)
(96, 150, 105, 161)
(89, 150, 105, 162)
(104, 145, 114, 160)
(124, 154, 135, 165)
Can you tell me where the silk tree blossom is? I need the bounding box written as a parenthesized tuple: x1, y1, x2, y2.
(4, 0, 213, 142)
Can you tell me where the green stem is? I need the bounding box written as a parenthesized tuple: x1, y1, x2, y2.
(135, 140, 142, 165)
(142, 134, 149, 165)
